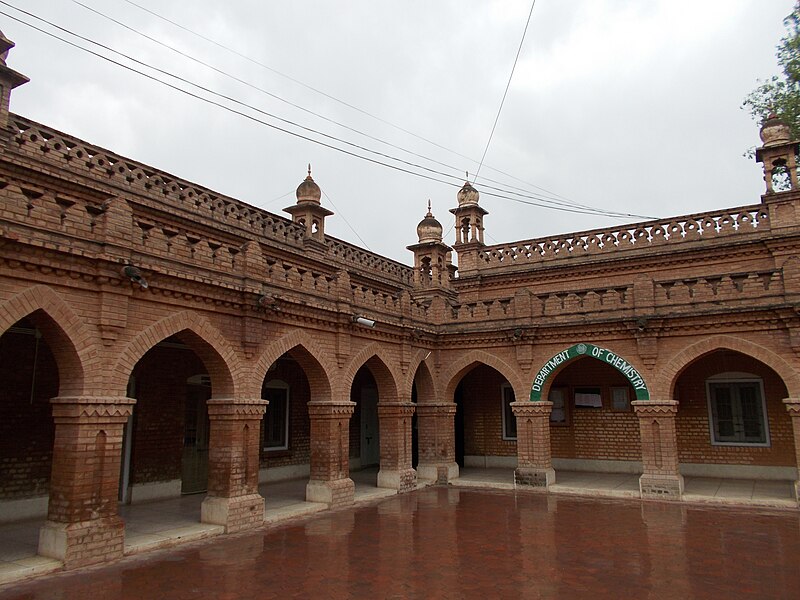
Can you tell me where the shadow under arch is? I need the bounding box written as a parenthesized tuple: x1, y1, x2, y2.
(441, 350, 525, 401)
(112, 310, 237, 397)
(658, 334, 800, 399)
(531, 343, 651, 403)
(0, 285, 92, 395)
(342, 343, 402, 403)
(407, 353, 436, 404)
(252, 330, 335, 403)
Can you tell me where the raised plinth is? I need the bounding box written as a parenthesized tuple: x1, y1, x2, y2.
(515, 467, 555, 488)
(39, 516, 125, 569)
(417, 462, 459, 484)
(201, 493, 265, 533)
(306, 478, 355, 507)
(378, 468, 417, 492)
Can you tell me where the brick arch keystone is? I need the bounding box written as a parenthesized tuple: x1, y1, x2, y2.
(342, 343, 402, 403)
(441, 350, 525, 402)
(406, 350, 438, 404)
(250, 329, 335, 402)
(112, 310, 239, 397)
(0, 285, 96, 395)
(657, 334, 800, 399)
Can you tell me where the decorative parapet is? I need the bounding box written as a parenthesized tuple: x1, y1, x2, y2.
(477, 206, 770, 269)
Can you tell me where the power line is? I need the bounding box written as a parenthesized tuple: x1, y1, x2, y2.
(2, 5, 654, 220)
(71, 0, 612, 215)
(474, 0, 536, 182)
(115, 0, 578, 204)
(322, 190, 371, 251)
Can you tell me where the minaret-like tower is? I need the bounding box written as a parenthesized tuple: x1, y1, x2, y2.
(0, 31, 29, 148)
(284, 165, 334, 250)
(407, 201, 455, 298)
(756, 114, 800, 194)
(449, 179, 488, 276)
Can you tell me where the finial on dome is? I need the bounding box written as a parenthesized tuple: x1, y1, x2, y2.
(307, 163, 312, 177)
(427, 199, 432, 216)
(295, 164, 321, 204)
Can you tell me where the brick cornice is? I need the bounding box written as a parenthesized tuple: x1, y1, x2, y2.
(307, 401, 356, 417)
(50, 396, 136, 420)
(510, 400, 553, 417)
(631, 399, 678, 417)
(207, 398, 268, 418)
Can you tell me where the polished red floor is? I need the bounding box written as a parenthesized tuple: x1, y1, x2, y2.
(1, 488, 798, 599)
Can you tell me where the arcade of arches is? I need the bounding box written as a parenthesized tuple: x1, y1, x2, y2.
(1, 35, 800, 572)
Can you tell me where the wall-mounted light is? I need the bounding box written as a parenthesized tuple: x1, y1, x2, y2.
(512, 328, 524, 340)
(353, 315, 376, 328)
(121, 265, 148, 289)
(257, 294, 279, 311)
(636, 317, 647, 332)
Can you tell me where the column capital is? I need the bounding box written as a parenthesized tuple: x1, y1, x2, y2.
(511, 400, 553, 417)
(632, 399, 678, 417)
(783, 398, 800, 416)
(308, 401, 356, 418)
(415, 403, 456, 416)
(207, 398, 268, 418)
(50, 396, 135, 421)
(377, 402, 416, 417)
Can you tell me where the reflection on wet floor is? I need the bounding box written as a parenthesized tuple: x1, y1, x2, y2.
(1, 486, 798, 599)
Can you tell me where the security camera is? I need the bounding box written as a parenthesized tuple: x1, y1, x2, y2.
(121, 265, 148, 289)
(353, 315, 376, 328)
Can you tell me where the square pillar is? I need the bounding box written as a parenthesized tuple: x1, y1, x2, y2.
(305, 401, 355, 507)
(201, 398, 268, 533)
(38, 396, 135, 569)
(377, 402, 417, 492)
(510, 401, 555, 487)
(415, 403, 459, 483)
(632, 400, 683, 500)
(782, 398, 800, 505)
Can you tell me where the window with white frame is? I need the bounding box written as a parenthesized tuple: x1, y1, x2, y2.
(549, 387, 568, 424)
(262, 379, 289, 451)
(706, 373, 769, 446)
(501, 383, 517, 440)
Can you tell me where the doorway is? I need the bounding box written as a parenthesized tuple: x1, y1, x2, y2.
(181, 374, 210, 494)
(360, 385, 380, 467)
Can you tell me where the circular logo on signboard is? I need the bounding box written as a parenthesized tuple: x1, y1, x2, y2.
(576, 343, 588, 355)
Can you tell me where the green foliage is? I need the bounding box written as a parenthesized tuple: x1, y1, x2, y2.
(743, 2, 800, 141)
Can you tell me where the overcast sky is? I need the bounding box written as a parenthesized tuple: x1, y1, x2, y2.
(3, 0, 795, 264)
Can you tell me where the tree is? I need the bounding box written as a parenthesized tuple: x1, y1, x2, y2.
(743, 2, 800, 142)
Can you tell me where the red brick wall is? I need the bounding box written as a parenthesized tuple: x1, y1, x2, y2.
(459, 365, 517, 457)
(130, 344, 207, 484)
(548, 358, 641, 461)
(0, 322, 58, 499)
(260, 357, 311, 468)
(675, 351, 795, 466)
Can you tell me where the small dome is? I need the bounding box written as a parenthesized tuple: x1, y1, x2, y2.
(296, 164, 321, 204)
(760, 114, 792, 147)
(457, 180, 479, 207)
(417, 201, 443, 243)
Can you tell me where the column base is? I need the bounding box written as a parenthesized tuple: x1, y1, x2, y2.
(515, 467, 555, 488)
(793, 480, 800, 505)
(38, 516, 125, 569)
(201, 493, 265, 533)
(639, 474, 684, 500)
(306, 478, 355, 507)
(377, 468, 417, 492)
(417, 462, 459, 484)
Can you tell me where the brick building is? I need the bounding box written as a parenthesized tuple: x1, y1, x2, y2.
(1, 32, 799, 571)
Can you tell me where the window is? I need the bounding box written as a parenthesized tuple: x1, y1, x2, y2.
(501, 384, 516, 440)
(262, 379, 289, 451)
(706, 374, 769, 446)
(611, 386, 631, 411)
(549, 387, 568, 424)
(574, 386, 602, 408)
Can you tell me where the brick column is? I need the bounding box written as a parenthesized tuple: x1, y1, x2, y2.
(38, 396, 135, 568)
(377, 402, 417, 492)
(200, 398, 268, 533)
(511, 401, 555, 487)
(632, 400, 683, 499)
(305, 401, 356, 507)
(783, 398, 800, 505)
(415, 403, 459, 483)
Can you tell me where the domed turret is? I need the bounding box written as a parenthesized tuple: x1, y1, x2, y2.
(760, 113, 792, 147)
(457, 180, 480, 207)
(417, 200, 443, 243)
(295, 164, 321, 204)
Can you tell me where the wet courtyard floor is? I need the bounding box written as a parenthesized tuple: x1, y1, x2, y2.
(1, 487, 798, 599)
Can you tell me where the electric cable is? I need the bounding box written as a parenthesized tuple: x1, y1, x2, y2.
(2, 6, 655, 220)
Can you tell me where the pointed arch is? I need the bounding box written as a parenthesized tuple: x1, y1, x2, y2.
(342, 343, 402, 403)
(0, 285, 94, 395)
(440, 350, 525, 401)
(250, 329, 335, 402)
(112, 310, 238, 397)
(407, 350, 437, 404)
(657, 334, 800, 399)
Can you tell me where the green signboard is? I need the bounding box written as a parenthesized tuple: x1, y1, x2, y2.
(529, 343, 650, 401)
